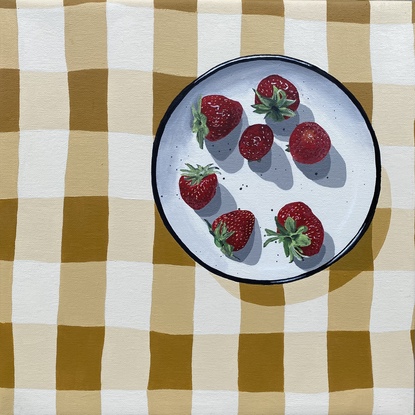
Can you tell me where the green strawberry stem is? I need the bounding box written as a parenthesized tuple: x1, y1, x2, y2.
(263, 216, 311, 262)
(180, 163, 219, 185)
(205, 219, 237, 259)
(192, 97, 209, 149)
(252, 86, 296, 122)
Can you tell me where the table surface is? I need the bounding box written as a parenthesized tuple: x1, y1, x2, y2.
(0, 0, 414, 414)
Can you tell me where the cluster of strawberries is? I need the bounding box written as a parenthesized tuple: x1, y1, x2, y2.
(179, 75, 328, 262)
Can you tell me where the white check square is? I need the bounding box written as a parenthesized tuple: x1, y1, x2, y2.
(14, 389, 56, 415)
(17, 7, 66, 72)
(192, 390, 238, 415)
(108, 133, 153, 200)
(105, 261, 153, 330)
(371, 24, 415, 85)
(285, 18, 328, 72)
(197, 13, 241, 76)
(380, 146, 414, 209)
(373, 388, 414, 415)
(107, 3, 153, 71)
(193, 265, 241, 335)
(102, 390, 148, 415)
(370, 270, 414, 332)
(285, 392, 329, 415)
(284, 294, 328, 333)
(12, 261, 60, 325)
(18, 130, 69, 199)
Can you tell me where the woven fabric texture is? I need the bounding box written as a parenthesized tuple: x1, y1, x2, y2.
(0, 0, 414, 414)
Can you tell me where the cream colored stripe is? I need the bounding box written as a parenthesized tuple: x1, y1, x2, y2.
(239, 392, 285, 414)
(56, 391, 101, 415)
(101, 327, 150, 390)
(150, 264, 195, 335)
(372, 85, 415, 147)
(329, 389, 373, 415)
(370, 0, 413, 25)
(153, 8, 197, 76)
(198, 0, 241, 14)
(56, 4, 108, 411)
(107, 70, 153, 136)
(0, 133, 19, 200)
(0, 8, 18, 69)
(239, 284, 284, 334)
(64, 131, 109, 197)
(328, 271, 374, 331)
(13, 324, 57, 389)
(192, 334, 238, 390)
(240, 301, 284, 334)
(147, 390, 192, 415)
(149, 7, 197, 411)
(284, 332, 328, 393)
(0, 7, 18, 412)
(14, 199, 64, 263)
(371, 331, 414, 388)
(0, 389, 14, 414)
(374, 209, 414, 271)
(0, 262, 13, 323)
(240, 14, 285, 56)
(327, 21, 372, 82)
(64, 2, 107, 71)
(58, 263, 107, 327)
(107, 198, 154, 263)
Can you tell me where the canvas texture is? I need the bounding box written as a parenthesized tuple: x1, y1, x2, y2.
(0, 0, 414, 414)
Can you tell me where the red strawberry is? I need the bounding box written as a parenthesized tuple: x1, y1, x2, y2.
(179, 163, 219, 210)
(239, 124, 274, 161)
(288, 122, 331, 164)
(264, 202, 324, 262)
(192, 95, 243, 149)
(252, 74, 300, 122)
(206, 210, 255, 257)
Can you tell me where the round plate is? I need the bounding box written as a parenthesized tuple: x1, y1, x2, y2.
(152, 55, 381, 284)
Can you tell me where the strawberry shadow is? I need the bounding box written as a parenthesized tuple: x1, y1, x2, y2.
(231, 218, 262, 265)
(294, 145, 346, 188)
(205, 112, 249, 173)
(265, 103, 314, 141)
(294, 231, 335, 270)
(248, 143, 294, 190)
(195, 184, 237, 223)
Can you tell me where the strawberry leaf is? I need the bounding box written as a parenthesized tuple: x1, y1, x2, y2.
(263, 229, 279, 248)
(180, 163, 219, 185)
(205, 219, 236, 258)
(279, 108, 296, 118)
(263, 216, 311, 263)
(283, 239, 291, 259)
(285, 217, 297, 233)
(192, 97, 209, 149)
(251, 86, 297, 122)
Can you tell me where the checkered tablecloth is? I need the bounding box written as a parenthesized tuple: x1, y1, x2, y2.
(0, 0, 414, 414)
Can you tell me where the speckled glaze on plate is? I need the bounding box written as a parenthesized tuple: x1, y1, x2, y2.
(152, 55, 381, 284)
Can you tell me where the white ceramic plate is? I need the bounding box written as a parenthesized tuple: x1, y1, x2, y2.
(152, 55, 381, 284)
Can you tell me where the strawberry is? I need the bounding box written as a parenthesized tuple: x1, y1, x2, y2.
(192, 95, 243, 149)
(288, 122, 331, 164)
(206, 210, 255, 258)
(239, 124, 274, 161)
(179, 163, 219, 210)
(252, 74, 300, 122)
(264, 202, 324, 262)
